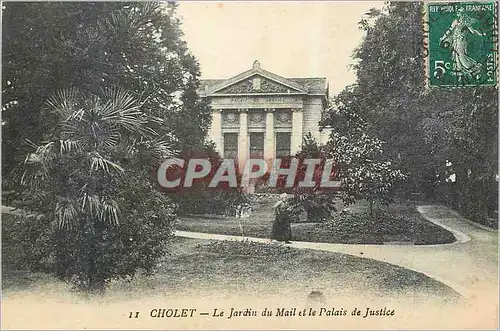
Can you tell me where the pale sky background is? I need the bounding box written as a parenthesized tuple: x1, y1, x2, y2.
(177, 1, 384, 96)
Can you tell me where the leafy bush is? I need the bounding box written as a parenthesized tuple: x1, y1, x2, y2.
(2, 213, 37, 273)
(173, 190, 249, 216)
(288, 133, 338, 222)
(290, 192, 337, 223)
(168, 142, 249, 216)
(13, 88, 178, 293)
(5, 175, 176, 292)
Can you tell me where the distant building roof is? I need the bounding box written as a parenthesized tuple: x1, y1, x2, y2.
(198, 61, 328, 97)
(288, 77, 328, 94)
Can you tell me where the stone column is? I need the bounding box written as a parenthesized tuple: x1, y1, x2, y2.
(264, 108, 275, 161)
(209, 109, 223, 153)
(238, 108, 249, 171)
(291, 108, 303, 154)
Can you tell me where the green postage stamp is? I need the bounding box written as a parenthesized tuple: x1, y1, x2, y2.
(425, 1, 498, 87)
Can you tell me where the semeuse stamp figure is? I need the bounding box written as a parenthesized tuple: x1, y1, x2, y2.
(441, 7, 486, 79)
(426, 2, 497, 87)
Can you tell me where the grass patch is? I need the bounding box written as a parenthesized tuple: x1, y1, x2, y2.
(176, 199, 456, 245)
(105, 237, 460, 302)
(2, 204, 458, 302)
(176, 195, 277, 238)
(2, 220, 459, 303)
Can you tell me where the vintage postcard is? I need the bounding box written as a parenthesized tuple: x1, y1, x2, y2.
(1, 1, 498, 330)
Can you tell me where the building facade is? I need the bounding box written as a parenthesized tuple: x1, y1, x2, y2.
(200, 61, 330, 168)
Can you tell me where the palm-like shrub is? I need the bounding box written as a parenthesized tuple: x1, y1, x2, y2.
(18, 88, 176, 292)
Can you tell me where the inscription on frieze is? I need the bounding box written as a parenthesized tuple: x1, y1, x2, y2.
(229, 97, 287, 103)
(210, 95, 303, 109)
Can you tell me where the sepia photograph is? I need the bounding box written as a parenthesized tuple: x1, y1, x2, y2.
(1, 1, 498, 329)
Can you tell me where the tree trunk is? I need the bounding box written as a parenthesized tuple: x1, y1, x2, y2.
(87, 259, 105, 294)
(85, 217, 105, 294)
(88, 276, 105, 294)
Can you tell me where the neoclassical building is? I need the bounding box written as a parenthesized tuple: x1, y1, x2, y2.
(199, 61, 330, 167)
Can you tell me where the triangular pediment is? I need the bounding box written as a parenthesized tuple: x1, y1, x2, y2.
(214, 74, 304, 95)
(205, 62, 307, 95)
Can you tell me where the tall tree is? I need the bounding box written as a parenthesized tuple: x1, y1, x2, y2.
(2, 2, 211, 291)
(321, 88, 406, 215)
(339, 2, 498, 220)
(2, 2, 210, 189)
(353, 3, 441, 195)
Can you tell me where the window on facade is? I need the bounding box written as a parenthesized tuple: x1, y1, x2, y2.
(249, 132, 264, 159)
(276, 132, 291, 157)
(223, 133, 238, 159)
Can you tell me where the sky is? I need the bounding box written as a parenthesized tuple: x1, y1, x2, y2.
(176, 1, 384, 96)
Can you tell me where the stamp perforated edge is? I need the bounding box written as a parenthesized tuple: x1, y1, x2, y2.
(422, 1, 499, 89)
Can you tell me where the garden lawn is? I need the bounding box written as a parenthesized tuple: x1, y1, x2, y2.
(176, 199, 456, 245)
(2, 236, 460, 303)
(176, 196, 277, 239)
